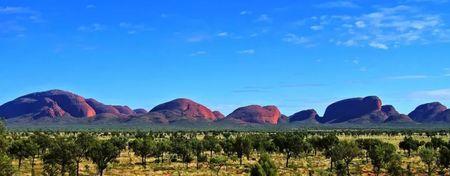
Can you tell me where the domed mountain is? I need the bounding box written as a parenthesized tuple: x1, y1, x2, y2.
(289, 109, 320, 123)
(381, 105, 413, 123)
(225, 105, 281, 124)
(148, 98, 218, 122)
(0, 90, 96, 119)
(408, 102, 448, 123)
(320, 96, 387, 123)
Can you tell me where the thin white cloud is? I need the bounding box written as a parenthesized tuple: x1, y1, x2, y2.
(217, 32, 228, 37)
(410, 88, 450, 100)
(77, 23, 106, 32)
(300, 5, 449, 49)
(240, 11, 252, 15)
(310, 25, 324, 31)
(369, 42, 389, 49)
(336, 39, 358, 46)
(86, 4, 96, 9)
(255, 14, 272, 22)
(190, 51, 207, 56)
(237, 49, 255, 55)
(0, 6, 34, 14)
(355, 21, 366, 28)
(388, 75, 429, 80)
(119, 22, 153, 34)
(316, 1, 360, 8)
(186, 35, 209, 42)
(283, 33, 310, 45)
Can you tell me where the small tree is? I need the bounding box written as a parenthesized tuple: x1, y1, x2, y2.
(171, 136, 193, 168)
(233, 135, 252, 165)
(426, 137, 445, 150)
(43, 137, 77, 175)
(155, 139, 171, 163)
(331, 141, 361, 176)
(387, 152, 404, 176)
(30, 132, 52, 157)
(399, 136, 421, 157)
(129, 136, 155, 168)
(191, 138, 206, 169)
(0, 122, 13, 176)
(439, 146, 450, 174)
(273, 133, 311, 168)
(203, 135, 221, 157)
(8, 138, 36, 170)
(321, 135, 339, 171)
(419, 147, 437, 175)
(209, 156, 227, 176)
(74, 133, 96, 175)
(368, 142, 397, 176)
(87, 138, 123, 176)
(356, 138, 382, 163)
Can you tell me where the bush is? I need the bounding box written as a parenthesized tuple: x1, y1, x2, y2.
(250, 153, 277, 176)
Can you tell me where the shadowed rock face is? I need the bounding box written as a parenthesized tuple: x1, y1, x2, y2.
(289, 109, 319, 123)
(149, 98, 217, 121)
(133, 109, 148, 115)
(381, 105, 400, 117)
(226, 105, 281, 124)
(86, 98, 121, 115)
(434, 110, 450, 122)
(384, 114, 414, 123)
(321, 96, 384, 123)
(212, 111, 225, 119)
(278, 114, 289, 124)
(408, 102, 448, 123)
(0, 90, 96, 118)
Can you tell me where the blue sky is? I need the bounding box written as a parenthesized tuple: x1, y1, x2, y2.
(1, 0, 450, 116)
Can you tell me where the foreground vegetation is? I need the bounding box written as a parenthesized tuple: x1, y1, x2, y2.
(2, 122, 450, 175)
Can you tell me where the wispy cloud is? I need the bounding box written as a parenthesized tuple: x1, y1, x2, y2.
(77, 23, 106, 32)
(217, 32, 228, 37)
(0, 21, 26, 34)
(255, 14, 272, 22)
(119, 22, 153, 34)
(86, 4, 96, 9)
(310, 25, 324, 31)
(240, 10, 252, 15)
(300, 4, 450, 49)
(410, 88, 450, 100)
(189, 51, 207, 56)
(388, 75, 429, 80)
(0, 6, 34, 14)
(186, 35, 209, 42)
(316, 1, 360, 8)
(369, 42, 389, 49)
(279, 83, 327, 88)
(0, 6, 42, 37)
(237, 49, 255, 55)
(406, 0, 448, 3)
(283, 33, 314, 46)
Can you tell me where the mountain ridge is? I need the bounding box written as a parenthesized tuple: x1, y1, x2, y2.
(0, 89, 449, 126)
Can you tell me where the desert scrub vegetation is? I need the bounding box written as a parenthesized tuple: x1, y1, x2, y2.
(2, 123, 450, 175)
